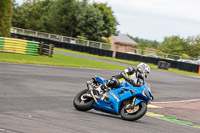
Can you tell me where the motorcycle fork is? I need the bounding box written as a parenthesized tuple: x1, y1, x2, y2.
(125, 97, 136, 109)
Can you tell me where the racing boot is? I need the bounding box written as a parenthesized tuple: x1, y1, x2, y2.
(100, 83, 109, 92)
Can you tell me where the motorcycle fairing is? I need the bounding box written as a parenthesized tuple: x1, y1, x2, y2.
(95, 76, 108, 84)
(93, 82, 150, 115)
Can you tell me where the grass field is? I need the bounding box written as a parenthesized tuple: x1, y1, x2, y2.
(0, 52, 126, 70)
(0, 49, 199, 76)
(54, 48, 200, 76)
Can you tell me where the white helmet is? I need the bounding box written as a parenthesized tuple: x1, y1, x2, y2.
(137, 62, 150, 76)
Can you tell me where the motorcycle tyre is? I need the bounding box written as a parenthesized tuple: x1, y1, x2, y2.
(120, 102, 147, 121)
(73, 89, 95, 111)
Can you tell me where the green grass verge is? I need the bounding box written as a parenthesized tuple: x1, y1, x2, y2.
(54, 48, 200, 76)
(0, 52, 126, 70)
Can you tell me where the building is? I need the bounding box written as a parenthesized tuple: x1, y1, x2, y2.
(109, 33, 138, 53)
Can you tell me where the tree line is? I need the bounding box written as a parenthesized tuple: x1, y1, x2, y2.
(159, 35, 200, 58)
(129, 34, 200, 58)
(128, 35, 160, 49)
(0, 0, 199, 58)
(12, 0, 118, 42)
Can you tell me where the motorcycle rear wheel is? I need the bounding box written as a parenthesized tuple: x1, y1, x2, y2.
(120, 102, 147, 121)
(73, 89, 95, 111)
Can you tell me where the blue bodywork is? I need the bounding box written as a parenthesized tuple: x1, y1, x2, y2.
(92, 76, 153, 115)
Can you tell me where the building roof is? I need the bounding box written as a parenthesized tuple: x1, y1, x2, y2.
(112, 33, 137, 45)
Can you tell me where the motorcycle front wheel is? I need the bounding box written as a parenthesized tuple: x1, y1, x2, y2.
(120, 102, 147, 121)
(73, 89, 95, 111)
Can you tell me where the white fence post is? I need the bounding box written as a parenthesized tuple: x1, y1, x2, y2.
(61, 36, 64, 42)
(87, 41, 89, 46)
(165, 54, 168, 58)
(35, 32, 38, 37)
(100, 43, 102, 49)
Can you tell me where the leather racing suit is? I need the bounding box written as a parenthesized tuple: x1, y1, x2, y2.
(102, 66, 142, 89)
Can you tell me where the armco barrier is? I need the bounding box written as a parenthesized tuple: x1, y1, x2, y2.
(11, 33, 199, 73)
(11, 33, 113, 57)
(115, 52, 199, 73)
(0, 37, 39, 55)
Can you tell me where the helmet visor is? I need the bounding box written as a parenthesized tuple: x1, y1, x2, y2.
(144, 71, 149, 78)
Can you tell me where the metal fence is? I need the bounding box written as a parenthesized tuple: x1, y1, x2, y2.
(125, 48, 197, 61)
(11, 27, 197, 61)
(11, 27, 111, 50)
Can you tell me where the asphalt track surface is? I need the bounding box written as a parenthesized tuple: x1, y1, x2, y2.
(0, 62, 200, 133)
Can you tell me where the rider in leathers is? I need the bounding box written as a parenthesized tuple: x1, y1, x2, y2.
(100, 63, 150, 90)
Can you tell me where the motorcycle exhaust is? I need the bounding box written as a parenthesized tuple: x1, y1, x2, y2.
(86, 81, 97, 102)
(90, 90, 97, 102)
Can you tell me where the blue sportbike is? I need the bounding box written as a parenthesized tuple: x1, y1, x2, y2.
(73, 76, 154, 121)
